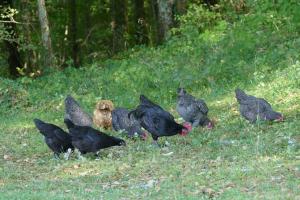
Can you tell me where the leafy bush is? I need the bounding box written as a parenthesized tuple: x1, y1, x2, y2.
(1, 0, 300, 115)
(174, 4, 222, 36)
(0, 78, 30, 111)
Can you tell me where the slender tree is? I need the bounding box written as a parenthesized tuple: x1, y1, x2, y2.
(20, 0, 37, 74)
(69, 0, 79, 67)
(157, 0, 174, 43)
(175, 0, 187, 15)
(145, 0, 160, 45)
(37, 0, 53, 68)
(1, 0, 23, 77)
(133, 0, 148, 45)
(111, 0, 128, 54)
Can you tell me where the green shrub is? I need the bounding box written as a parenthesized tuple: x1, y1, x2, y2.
(1, 0, 299, 114)
(174, 4, 222, 36)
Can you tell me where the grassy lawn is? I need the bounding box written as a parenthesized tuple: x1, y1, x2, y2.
(1, 63, 299, 199)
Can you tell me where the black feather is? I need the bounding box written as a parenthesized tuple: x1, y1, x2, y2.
(34, 119, 73, 157)
(131, 95, 185, 144)
(64, 120, 125, 154)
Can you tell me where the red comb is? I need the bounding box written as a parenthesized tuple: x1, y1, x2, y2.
(141, 132, 148, 140)
(183, 122, 192, 132)
(207, 121, 214, 129)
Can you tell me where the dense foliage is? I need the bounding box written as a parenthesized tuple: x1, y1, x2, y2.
(1, 0, 300, 112)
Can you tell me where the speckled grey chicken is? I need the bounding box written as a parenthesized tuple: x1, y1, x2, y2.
(235, 88, 283, 123)
(64, 95, 93, 127)
(176, 88, 213, 128)
(112, 107, 147, 140)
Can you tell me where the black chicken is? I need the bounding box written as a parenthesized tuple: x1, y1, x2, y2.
(112, 107, 147, 140)
(176, 88, 213, 128)
(34, 119, 73, 159)
(129, 95, 191, 146)
(64, 95, 93, 127)
(64, 119, 126, 154)
(235, 88, 283, 123)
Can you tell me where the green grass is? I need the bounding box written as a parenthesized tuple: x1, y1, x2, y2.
(1, 2, 300, 199)
(1, 64, 299, 199)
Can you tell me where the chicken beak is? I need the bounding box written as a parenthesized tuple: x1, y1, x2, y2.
(141, 132, 148, 140)
(275, 116, 284, 122)
(183, 122, 192, 132)
(180, 129, 189, 136)
(207, 122, 214, 129)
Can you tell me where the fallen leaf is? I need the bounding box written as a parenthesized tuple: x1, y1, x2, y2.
(162, 152, 174, 156)
(73, 164, 80, 169)
(3, 155, 10, 160)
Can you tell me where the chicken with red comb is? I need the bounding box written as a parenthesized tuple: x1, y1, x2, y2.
(129, 95, 190, 146)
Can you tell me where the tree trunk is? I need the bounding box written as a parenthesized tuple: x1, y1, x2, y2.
(157, 0, 174, 43)
(146, 0, 160, 45)
(1, 0, 23, 77)
(69, 0, 79, 67)
(175, 0, 187, 15)
(37, 0, 53, 68)
(111, 0, 127, 54)
(133, 0, 148, 45)
(21, 0, 37, 74)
